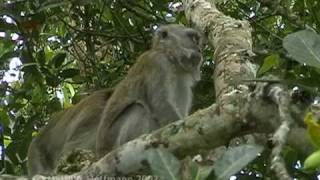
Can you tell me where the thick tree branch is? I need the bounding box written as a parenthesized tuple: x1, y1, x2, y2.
(3, 1, 314, 179)
(23, 87, 309, 179)
(34, 0, 310, 178)
(183, 0, 255, 104)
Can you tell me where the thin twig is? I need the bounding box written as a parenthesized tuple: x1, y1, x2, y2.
(58, 16, 140, 39)
(267, 84, 294, 179)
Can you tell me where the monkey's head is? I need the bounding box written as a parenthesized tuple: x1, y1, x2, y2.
(152, 24, 204, 80)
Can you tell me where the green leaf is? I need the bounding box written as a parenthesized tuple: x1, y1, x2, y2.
(72, 75, 85, 83)
(304, 112, 320, 148)
(283, 30, 320, 68)
(257, 54, 280, 76)
(213, 144, 264, 180)
(303, 150, 320, 171)
(0, 18, 18, 31)
(146, 148, 181, 180)
(36, 50, 46, 66)
(37, 1, 69, 12)
(4, 135, 11, 148)
(31, 85, 45, 104)
(52, 52, 66, 68)
(65, 83, 75, 97)
(188, 160, 213, 180)
(0, 51, 19, 64)
(46, 75, 60, 87)
(0, 109, 9, 127)
(48, 97, 62, 113)
(59, 68, 79, 79)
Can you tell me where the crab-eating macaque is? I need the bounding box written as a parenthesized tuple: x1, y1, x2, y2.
(27, 24, 203, 177)
(96, 24, 203, 156)
(27, 89, 113, 176)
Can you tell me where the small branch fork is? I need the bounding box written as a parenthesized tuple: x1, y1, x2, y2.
(269, 85, 294, 179)
(254, 82, 294, 179)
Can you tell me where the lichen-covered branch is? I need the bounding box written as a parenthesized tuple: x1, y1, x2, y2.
(25, 90, 309, 178)
(75, 104, 240, 176)
(3, 91, 312, 179)
(183, 0, 256, 105)
(267, 84, 294, 179)
(4, 1, 314, 179)
(182, 1, 304, 179)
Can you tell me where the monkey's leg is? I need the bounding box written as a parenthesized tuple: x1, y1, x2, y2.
(97, 103, 158, 156)
(27, 138, 55, 176)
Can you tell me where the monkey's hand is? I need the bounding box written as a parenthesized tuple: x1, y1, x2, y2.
(152, 100, 183, 126)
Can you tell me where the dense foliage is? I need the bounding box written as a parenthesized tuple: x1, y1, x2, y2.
(0, 0, 320, 178)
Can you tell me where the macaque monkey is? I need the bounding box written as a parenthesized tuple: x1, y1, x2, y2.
(27, 89, 113, 176)
(96, 24, 203, 156)
(27, 24, 203, 176)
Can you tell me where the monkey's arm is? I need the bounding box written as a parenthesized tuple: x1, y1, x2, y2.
(150, 95, 183, 126)
(105, 103, 157, 145)
(146, 54, 183, 126)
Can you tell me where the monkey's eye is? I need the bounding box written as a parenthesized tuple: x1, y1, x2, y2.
(187, 31, 200, 45)
(156, 28, 168, 39)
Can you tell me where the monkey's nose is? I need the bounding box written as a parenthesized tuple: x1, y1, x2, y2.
(190, 51, 202, 65)
(191, 51, 201, 60)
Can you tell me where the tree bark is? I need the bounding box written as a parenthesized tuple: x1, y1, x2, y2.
(1, 0, 313, 179)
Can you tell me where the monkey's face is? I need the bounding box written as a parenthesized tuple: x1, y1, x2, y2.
(152, 24, 204, 76)
(153, 24, 203, 51)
